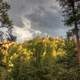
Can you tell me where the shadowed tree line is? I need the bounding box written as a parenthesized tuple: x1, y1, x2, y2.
(57, 0, 80, 63)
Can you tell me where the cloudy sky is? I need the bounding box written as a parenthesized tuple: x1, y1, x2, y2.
(7, 0, 69, 41)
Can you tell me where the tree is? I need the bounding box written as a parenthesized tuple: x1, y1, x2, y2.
(0, 0, 16, 41)
(57, 0, 80, 63)
(66, 31, 73, 40)
(0, 0, 12, 27)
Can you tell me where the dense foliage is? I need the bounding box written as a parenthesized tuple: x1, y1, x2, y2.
(0, 0, 12, 27)
(0, 37, 79, 80)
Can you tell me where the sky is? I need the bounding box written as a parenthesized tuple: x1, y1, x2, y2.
(7, 0, 69, 41)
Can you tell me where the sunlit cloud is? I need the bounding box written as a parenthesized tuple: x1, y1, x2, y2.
(12, 26, 33, 42)
(12, 17, 42, 42)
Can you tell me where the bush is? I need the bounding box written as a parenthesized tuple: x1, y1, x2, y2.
(1, 37, 79, 80)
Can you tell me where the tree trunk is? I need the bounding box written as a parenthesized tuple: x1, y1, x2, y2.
(75, 23, 80, 64)
(72, 0, 80, 64)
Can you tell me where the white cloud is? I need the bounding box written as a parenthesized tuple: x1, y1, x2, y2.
(12, 17, 42, 42)
(0, 27, 10, 40)
(13, 26, 33, 42)
(0, 27, 8, 32)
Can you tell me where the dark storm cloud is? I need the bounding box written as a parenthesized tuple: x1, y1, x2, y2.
(8, 0, 68, 37)
(27, 7, 61, 29)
